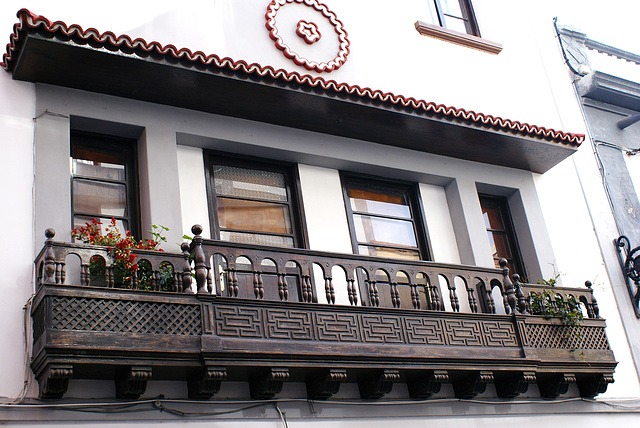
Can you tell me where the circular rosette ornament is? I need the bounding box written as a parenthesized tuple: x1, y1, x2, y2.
(265, 0, 350, 72)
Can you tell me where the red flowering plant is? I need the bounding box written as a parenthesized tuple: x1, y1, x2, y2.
(71, 218, 171, 290)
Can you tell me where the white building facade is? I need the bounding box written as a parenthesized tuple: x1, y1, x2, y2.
(1, 1, 639, 426)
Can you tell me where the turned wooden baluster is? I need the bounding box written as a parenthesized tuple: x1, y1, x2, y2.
(253, 270, 264, 299)
(367, 279, 380, 307)
(106, 266, 114, 288)
(485, 286, 496, 314)
(302, 275, 314, 303)
(466, 281, 478, 313)
(513, 274, 528, 314)
(207, 265, 213, 294)
(324, 275, 335, 304)
(446, 276, 460, 312)
(390, 281, 400, 308)
(410, 284, 420, 309)
(500, 259, 517, 315)
(277, 272, 289, 301)
(228, 267, 239, 297)
(180, 242, 192, 293)
(428, 276, 443, 311)
(131, 272, 138, 290)
(191, 225, 209, 294)
(586, 281, 600, 318)
(80, 264, 89, 286)
(55, 261, 65, 284)
(42, 228, 57, 284)
(346, 275, 358, 306)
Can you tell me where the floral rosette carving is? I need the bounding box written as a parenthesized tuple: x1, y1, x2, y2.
(265, 0, 350, 72)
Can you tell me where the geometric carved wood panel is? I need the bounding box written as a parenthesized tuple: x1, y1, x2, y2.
(213, 304, 520, 348)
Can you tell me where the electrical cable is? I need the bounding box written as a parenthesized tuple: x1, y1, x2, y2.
(553, 17, 587, 77)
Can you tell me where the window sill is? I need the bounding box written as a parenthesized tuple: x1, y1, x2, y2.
(414, 21, 502, 54)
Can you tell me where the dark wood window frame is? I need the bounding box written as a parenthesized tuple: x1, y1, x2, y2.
(414, 0, 502, 54)
(433, 0, 480, 37)
(70, 131, 140, 238)
(341, 173, 432, 261)
(204, 151, 309, 249)
(479, 194, 526, 279)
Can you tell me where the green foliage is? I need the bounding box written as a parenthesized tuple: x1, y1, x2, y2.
(536, 273, 561, 287)
(529, 288, 584, 351)
(529, 290, 583, 328)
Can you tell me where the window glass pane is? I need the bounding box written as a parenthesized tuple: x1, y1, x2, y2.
(220, 231, 294, 248)
(73, 179, 127, 217)
(353, 214, 417, 248)
(217, 197, 292, 234)
(348, 187, 411, 218)
(443, 16, 468, 33)
(482, 202, 505, 230)
(72, 158, 125, 181)
(357, 245, 421, 260)
(214, 165, 287, 202)
(487, 232, 512, 260)
(441, 0, 464, 17)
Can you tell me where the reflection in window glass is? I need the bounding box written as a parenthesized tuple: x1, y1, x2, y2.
(343, 178, 425, 261)
(73, 180, 127, 217)
(353, 214, 417, 248)
(71, 132, 137, 238)
(214, 165, 287, 202)
(209, 158, 301, 249)
(348, 187, 411, 218)
(479, 194, 524, 278)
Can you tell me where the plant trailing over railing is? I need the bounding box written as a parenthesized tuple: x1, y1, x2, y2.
(529, 290, 584, 329)
(522, 274, 585, 350)
(71, 218, 171, 290)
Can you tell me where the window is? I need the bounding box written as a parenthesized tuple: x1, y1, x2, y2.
(479, 194, 525, 278)
(433, 0, 480, 37)
(71, 131, 139, 237)
(342, 176, 429, 261)
(205, 153, 306, 248)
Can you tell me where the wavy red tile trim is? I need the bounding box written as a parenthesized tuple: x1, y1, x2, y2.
(1, 9, 583, 147)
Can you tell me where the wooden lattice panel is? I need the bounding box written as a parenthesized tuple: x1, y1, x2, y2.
(525, 323, 610, 350)
(51, 296, 202, 335)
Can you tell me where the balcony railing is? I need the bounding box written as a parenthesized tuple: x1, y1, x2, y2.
(31, 226, 616, 401)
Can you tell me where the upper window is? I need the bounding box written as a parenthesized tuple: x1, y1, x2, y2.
(342, 176, 429, 261)
(205, 154, 306, 248)
(433, 0, 480, 36)
(71, 131, 139, 237)
(479, 194, 526, 279)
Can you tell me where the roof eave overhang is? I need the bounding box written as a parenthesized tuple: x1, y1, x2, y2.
(577, 71, 640, 111)
(8, 32, 578, 173)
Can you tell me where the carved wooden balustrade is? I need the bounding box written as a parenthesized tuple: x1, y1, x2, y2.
(30, 226, 616, 401)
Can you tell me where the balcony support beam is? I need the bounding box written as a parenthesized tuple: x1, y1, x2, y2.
(358, 369, 401, 399)
(452, 371, 494, 399)
(306, 369, 348, 400)
(494, 371, 536, 398)
(188, 366, 227, 399)
(37, 364, 73, 399)
(407, 370, 449, 399)
(115, 366, 152, 399)
(249, 368, 290, 400)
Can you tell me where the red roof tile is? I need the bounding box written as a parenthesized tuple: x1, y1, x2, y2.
(2, 9, 583, 147)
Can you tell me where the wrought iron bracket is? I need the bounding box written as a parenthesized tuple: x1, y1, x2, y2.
(615, 236, 640, 318)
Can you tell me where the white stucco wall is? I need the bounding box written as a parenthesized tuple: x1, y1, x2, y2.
(0, 71, 36, 399)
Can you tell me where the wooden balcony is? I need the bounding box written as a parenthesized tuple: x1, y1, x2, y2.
(31, 226, 616, 401)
